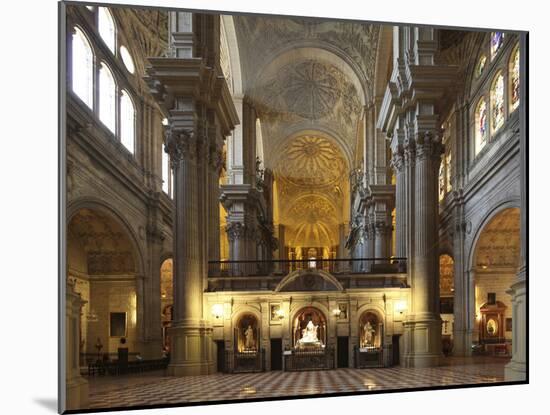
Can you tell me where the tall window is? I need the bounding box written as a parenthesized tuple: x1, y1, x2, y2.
(98, 7, 116, 53)
(71, 27, 93, 109)
(491, 73, 505, 133)
(162, 147, 173, 198)
(490, 32, 504, 60)
(99, 62, 116, 133)
(475, 99, 488, 155)
(120, 90, 135, 153)
(119, 45, 135, 74)
(438, 163, 445, 202)
(510, 47, 520, 112)
(445, 152, 452, 193)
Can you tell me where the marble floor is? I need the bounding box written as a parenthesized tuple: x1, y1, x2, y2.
(85, 357, 509, 410)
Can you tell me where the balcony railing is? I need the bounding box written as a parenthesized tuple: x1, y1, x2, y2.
(207, 257, 407, 278)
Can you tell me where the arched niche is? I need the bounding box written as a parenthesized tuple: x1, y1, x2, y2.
(67, 206, 141, 356)
(470, 207, 520, 345)
(160, 258, 173, 353)
(292, 306, 327, 349)
(234, 313, 260, 353)
(358, 310, 383, 349)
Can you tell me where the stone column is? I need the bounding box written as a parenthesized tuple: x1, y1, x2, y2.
(165, 125, 213, 375)
(505, 34, 527, 382)
(65, 280, 88, 411)
(207, 121, 224, 277)
(402, 132, 443, 368)
(391, 147, 406, 259)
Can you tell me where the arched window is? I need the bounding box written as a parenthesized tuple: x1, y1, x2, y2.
(99, 62, 116, 133)
(475, 99, 488, 155)
(120, 90, 135, 153)
(490, 32, 504, 60)
(71, 27, 93, 109)
(476, 55, 486, 78)
(119, 45, 135, 74)
(510, 46, 520, 112)
(491, 73, 505, 133)
(98, 7, 116, 53)
(445, 152, 452, 193)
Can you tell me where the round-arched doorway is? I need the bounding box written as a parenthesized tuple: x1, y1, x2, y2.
(471, 207, 520, 353)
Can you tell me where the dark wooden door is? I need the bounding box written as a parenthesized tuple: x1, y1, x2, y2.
(216, 340, 225, 372)
(337, 336, 349, 368)
(270, 339, 282, 370)
(392, 335, 400, 366)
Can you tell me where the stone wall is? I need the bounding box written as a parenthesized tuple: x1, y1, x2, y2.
(87, 280, 138, 355)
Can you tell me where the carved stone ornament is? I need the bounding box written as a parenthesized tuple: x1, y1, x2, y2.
(226, 222, 246, 241)
(164, 126, 196, 168)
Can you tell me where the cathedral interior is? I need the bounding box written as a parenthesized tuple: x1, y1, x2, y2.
(62, 3, 527, 412)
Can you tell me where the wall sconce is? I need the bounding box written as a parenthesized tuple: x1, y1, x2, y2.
(162, 117, 168, 126)
(212, 304, 224, 320)
(332, 308, 341, 317)
(395, 300, 407, 314)
(275, 308, 285, 320)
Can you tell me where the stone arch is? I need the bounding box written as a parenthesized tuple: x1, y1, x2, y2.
(231, 304, 262, 327)
(271, 128, 352, 173)
(250, 45, 368, 105)
(275, 269, 344, 293)
(221, 15, 243, 97)
(67, 197, 145, 275)
(466, 198, 521, 272)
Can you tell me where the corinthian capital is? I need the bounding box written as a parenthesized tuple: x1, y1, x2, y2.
(226, 222, 245, 241)
(415, 131, 444, 163)
(390, 148, 405, 172)
(164, 126, 196, 168)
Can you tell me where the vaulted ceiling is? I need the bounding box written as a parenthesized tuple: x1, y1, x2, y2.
(231, 15, 380, 246)
(475, 208, 520, 270)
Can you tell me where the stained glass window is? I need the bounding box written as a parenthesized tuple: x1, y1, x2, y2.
(491, 73, 505, 133)
(476, 55, 486, 78)
(98, 7, 116, 53)
(120, 90, 135, 153)
(510, 47, 520, 111)
(490, 32, 504, 60)
(475, 99, 488, 155)
(71, 27, 93, 109)
(99, 62, 116, 133)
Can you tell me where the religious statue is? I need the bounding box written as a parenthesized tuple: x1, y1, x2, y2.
(244, 325, 255, 349)
(363, 321, 376, 346)
(299, 320, 319, 344)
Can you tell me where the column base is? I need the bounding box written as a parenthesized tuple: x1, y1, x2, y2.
(505, 275, 527, 382)
(402, 313, 442, 368)
(505, 359, 527, 382)
(66, 376, 89, 411)
(451, 329, 473, 357)
(168, 319, 214, 376)
(139, 338, 164, 360)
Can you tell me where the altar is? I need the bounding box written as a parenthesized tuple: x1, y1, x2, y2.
(284, 307, 335, 371)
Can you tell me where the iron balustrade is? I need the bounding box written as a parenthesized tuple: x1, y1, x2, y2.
(208, 257, 407, 278)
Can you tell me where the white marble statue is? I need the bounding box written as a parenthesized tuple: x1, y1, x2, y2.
(300, 320, 319, 343)
(244, 325, 255, 349)
(363, 321, 375, 346)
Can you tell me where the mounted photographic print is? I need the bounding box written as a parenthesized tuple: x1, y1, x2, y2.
(59, 0, 528, 413)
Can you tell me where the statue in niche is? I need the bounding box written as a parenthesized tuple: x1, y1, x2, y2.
(363, 321, 376, 346)
(244, 325, 255, 349)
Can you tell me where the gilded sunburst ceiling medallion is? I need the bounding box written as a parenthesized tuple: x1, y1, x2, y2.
(276, 135, 347, 187)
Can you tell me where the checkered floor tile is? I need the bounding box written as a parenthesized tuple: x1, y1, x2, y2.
(83, 357, 509, 410)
